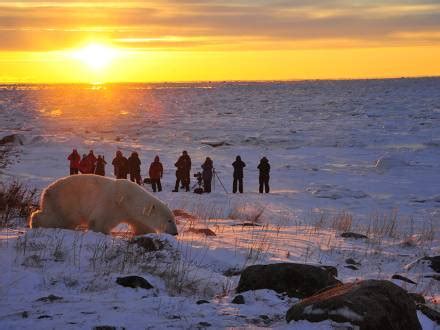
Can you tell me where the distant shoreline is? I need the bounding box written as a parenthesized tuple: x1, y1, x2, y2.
(0, 75, 439, 86)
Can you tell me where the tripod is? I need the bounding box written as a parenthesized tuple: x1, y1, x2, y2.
(213, 168, 228, 193)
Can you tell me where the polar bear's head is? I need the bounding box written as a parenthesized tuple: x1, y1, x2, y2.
(117, 180, 178, 236)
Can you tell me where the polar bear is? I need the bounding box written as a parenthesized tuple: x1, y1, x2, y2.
(30, 175, 178, 236)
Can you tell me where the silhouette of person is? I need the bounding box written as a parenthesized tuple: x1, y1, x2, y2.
(232, 156, 246, 193)
(67, 149, 81, 175)
(149, 155, 163, 192)
(112, 151, 128, 179)
(173, 151, 191, 192)
(257, 157, 270, 193)
(201, 157, 213, 193)
(86, 150, 97, 174)
(95, 155, 107, 176)
(128, 152, 142, 184)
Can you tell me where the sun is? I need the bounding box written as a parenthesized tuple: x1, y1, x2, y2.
(72, 44, 118, 70)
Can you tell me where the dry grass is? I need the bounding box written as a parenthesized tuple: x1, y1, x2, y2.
(0, 180, 38, 227)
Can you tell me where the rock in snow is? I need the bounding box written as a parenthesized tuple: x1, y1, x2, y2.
(306, 183, 368, 200)
(236, 263, 341, 299)
(0, 134, 25, 146)
(286, 280, 421, 330)
(375, 155, 409, 171)
(341, 232, 368, 239)
(116, 276, 153, 290)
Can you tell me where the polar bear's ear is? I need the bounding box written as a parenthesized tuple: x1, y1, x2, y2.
(143, 204, 154, 216)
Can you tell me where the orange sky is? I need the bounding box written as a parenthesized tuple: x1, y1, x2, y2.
(1, 1, 440, 82)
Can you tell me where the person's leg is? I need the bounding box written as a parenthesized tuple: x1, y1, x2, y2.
(174, 176, 180, 191)
(130, 172, 135, 182)
(239, 178, 243, 193)
(259, 176, 263, 193)
(233, 177, 237, 193)
(204, 179, 211, 193)
(70, 168, 74, 175)
(136, 172, 141, 185)
(265, 176, 270, 193)
(157, 179, 162, 192)
(151, 180, 157, 192)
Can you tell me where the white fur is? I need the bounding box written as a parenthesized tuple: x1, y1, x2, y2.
(30, 175, 178, 235)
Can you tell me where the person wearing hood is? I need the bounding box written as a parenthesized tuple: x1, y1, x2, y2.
(128, 152, 142, 184)
(112, 151, 128, 179)
(232, 156, 246, 193)
(79, 153, 91, 174)
(67, 149, 81, 175)
(149, 155, 163, 192)
(201, 157, 213, 193)
(257, 157, 271, 193)
(85, 150, 97, 174)
(95, 155, 107, 176)
(173, 150, 191, 192)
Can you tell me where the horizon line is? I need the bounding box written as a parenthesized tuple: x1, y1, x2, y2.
(1, 75, 440, 85)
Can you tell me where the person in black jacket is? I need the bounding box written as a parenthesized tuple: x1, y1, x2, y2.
(128, 152, 142, 184)
(201, 157, 213, 193)
(112, 151, 128, 179)
(173, 150, 191, 192)
(257, 157, 270, 193)
(95, 155, 107, 176)
(232, 156, 246, 193)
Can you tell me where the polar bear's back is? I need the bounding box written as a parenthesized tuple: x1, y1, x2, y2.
(41, 175, 116, 216)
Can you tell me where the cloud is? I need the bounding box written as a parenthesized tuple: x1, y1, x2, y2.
(0, 0, 439, 51)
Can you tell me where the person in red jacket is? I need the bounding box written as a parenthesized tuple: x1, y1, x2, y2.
(67, 149, 81, 175)
(149, 155, 163, 192)
(79, 154, 88, 174)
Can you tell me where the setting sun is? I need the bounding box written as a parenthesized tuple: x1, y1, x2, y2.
(72, 44, 118, 70)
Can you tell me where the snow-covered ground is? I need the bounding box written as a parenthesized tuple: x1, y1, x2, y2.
(0, 78, 439, 329)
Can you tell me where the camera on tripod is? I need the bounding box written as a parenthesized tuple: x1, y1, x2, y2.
(192, 172, 204, 194)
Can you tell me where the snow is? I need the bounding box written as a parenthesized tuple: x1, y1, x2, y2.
(0, 78, 439, 329)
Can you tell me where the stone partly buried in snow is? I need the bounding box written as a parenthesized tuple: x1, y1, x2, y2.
(116, 276, 153, 290)
(236, 263, 340, 298)
(286, 280, 421, 330)
(405, 256, 440, 273)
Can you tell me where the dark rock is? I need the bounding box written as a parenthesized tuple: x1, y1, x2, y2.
(231, 222, 262, 227)
(424, 274, 440, 281)
(259, 315, 269, 320)
(232, 295, 245, 304)
(341, 232, 368, 239)
(223, 268, 242, 277)
(344, 265, 359, 271)
(36, 294, 63, 302)
(423, 256, 440, 272)
(93, 327, 122, 330)
(116, 276, 153, 290)
(0, 134, 25, 146)
(129, 236, 164, 252)
(37, 315, 52, 319)
(201, 141, 230, 148)
(186, 228, 216, 236)
(198, 321, 211, 327)
(236, 263, 341, 299)
(196, 300, 210, 305)
(392, 274, 417, 284)
(418, 304, 440, 324)
(21, 311, 29, 318)
(286, 280, 421, 330)
(409, 293, 425, 304)
(345, 258, 361, 266)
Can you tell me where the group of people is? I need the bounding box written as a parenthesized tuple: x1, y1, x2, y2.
(67, 149, 107, 176)
(67, 149, 271, 194)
